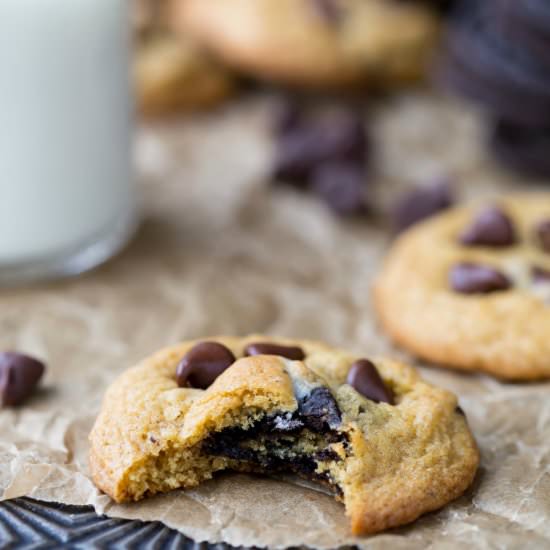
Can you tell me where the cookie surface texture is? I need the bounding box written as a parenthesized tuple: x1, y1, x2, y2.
(170, 0, 440, 88)
(375, 194, 550, 380)
(89, 335, 478, 535)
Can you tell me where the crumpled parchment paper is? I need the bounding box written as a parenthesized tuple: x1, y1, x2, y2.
(1, 91, 550, 549)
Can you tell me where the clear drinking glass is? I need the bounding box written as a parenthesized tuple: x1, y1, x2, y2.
(0, 0, 137, 285)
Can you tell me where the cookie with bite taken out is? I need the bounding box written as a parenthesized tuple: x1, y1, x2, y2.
(89, 336, 478, 535)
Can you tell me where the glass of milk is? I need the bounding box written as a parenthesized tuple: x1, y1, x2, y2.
(0, 0, 137, 285)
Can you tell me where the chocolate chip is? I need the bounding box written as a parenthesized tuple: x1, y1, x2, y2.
(456, 406, 465, 416)
(244, 342, 305, 360)
(310, 161, 367, 216)
(273, 108, 367, 184)
(392, 181, 454, 233)
(310, 0, 342, 23)
(346, 359, 394, 405)
(176, 342, 236, 389)
(532, 265, 550, 282)
(298, 387, 342, 431)
(535, 219, 550, 252)
(0, 352, 45, 407)
(460, 207, 516, 247)
(450, 263, 512, 294)
(273, 99, 302, 135)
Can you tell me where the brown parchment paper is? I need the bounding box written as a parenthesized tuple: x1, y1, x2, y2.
(2, 91, 550, 549)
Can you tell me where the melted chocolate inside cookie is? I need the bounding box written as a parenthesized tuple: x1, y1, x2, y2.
(202, 387, 347, 490)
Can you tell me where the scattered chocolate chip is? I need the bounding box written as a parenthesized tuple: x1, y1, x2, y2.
(346, 359, 394, 405)
(176, 342, 236, 389)
(535, 219, 550, 252)
(532, 265, 550, 282)
(460, 207, 516, 247)
(273, 108, 367, 184)
(244, 342, 305, 360)
(310, 0, 342, 23)
(299, 387, 342, 431)
(273, 99, 302, 134)
(0, 352, 45, 407)
(450, 262, 512, 294)
(310, 161, 367, 216)
(392, 180, 454, 233)
(455, 406, 465, 416)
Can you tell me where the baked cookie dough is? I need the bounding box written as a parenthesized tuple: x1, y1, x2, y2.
(170, 0, 441, 88)
(374, 194, 550, 380)
(136, 32, 236, 116)
(89, 336, 478, 535)
(133, 0, 235, 115)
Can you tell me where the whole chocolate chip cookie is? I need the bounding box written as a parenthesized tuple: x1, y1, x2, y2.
(374, 195, 550, 380)
(170, 0, 440, 88)
(89, 336, 478, 536)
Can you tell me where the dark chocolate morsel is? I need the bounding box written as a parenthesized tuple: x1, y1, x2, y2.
(244, 342, 305, 361)
(0, 352, 46, 407)
(309, 0, 343, 23)
(535, 219, 550, 253)
(392, 180, 454, 233)
(346, 359, 394, 405)
(450, 263, 512, 294)
(455, 406, 465, 416)
(273, 99, 302, 135)
(532, 265, 550, 283)
(272, 108, 367, 184)
(460, 207, 516, 247)
(176, 342, 236, 389)
(310, 161, 367, 216)
(299, 387, 342, 431)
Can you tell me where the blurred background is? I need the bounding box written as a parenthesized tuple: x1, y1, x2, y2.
(2, 0, 550, 395)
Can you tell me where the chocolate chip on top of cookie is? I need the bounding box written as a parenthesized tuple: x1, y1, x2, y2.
(244, 342, 306, 360)
(176, 342, 236, 389)
(309, 0, 343, 24)
(90, 336, 478, 535)
(346, 359, 394, 404)
(459, 206, 516, 247)
(450, 263, 511, 294)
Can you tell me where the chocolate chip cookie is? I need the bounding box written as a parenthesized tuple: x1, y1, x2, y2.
(89, 336, 478, 535)
(136, 32, 236, 116)
(133, 0, 235, 115)
(375, 195, 550, 380)
(170, 0, 441, 88)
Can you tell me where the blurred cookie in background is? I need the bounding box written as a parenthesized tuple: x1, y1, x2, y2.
(133, 0, 237, 116)
(171, 0, 441, 90)
(136, 33, 237, 116)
